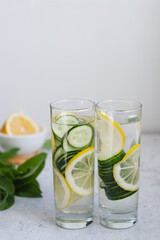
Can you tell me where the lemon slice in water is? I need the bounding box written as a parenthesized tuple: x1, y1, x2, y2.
(51, 130, 55, 152)
(54, 168, 71, 210)
(69, 191, 82, 206)
(113, 144, 140, 191)
(98, 112, 125, 160)
(65, 147, 94, 197)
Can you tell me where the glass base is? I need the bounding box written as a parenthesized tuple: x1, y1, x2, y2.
(56, 217, 93, 229)
(55, 209, 93, 229)
(99, 217, 137, 229)
(99, 205, 137, 229)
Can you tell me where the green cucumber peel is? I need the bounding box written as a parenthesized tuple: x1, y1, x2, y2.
(55, 151, 79, 176)
(98, 150, 137, 200)
(53, 146, 64, 162)
(98, 150, 126, 167)
(67, 123, 94, 149)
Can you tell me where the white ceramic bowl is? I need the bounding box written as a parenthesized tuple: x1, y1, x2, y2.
(0, 126, 48, 155)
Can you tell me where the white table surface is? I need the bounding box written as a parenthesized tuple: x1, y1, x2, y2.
(1, 134, 160, 240)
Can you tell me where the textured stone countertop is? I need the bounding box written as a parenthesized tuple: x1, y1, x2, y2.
(1, 134, 160, 240)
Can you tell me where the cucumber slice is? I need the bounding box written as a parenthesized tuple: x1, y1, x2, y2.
(103, 181, 137, 200)
(55, 151, 79, 176)
(56, 151, 77, 165)
(98, 150, 137, 200)
(52, 122, 70, 140)
(53, 146, 64, 162)
(98, 150, 126, 167)
(67, 124, 94, 149)
(98, 151, 125, 185)
(62, 134, 78, 152)
(56, 114, 79, 124)
(52, 114, 79, 140)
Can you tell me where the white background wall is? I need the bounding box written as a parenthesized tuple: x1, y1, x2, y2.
(0, 0, 160, 132)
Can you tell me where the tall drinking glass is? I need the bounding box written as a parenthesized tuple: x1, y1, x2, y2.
(96, 100, 142, 229)
(50, 99, 95, 229)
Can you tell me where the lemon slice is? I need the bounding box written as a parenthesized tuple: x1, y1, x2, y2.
(113, 144, 140, 191)
(54, 168, 71, 210)
(69, 191, 82, 206)
(98, 112, 125, 160)
(2, 112, 40, 135)
(51, 129, 55, 152)
(65, 146, 94, 197)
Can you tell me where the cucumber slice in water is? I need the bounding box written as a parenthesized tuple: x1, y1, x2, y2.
(55, 151, 79, 176)
(62, 134, 78, 152)
(67, 124, 94, 149)
(56, 114, 79, 124)
(98, 151, 137, 200)
(52, 114, 79, 140)
(53, 145, 64, 162)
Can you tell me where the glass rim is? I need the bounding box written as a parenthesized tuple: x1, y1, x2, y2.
(96, 99, 142, 113)
(50, 98, 95, 112)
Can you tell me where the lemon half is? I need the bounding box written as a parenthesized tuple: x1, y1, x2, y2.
(2, 112, 40, 135)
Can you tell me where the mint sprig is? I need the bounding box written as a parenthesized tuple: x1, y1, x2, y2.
(0, 176, 15, 211)
(0, 148, 47, 211)
(15, 180, 42, 198)
(15, 153, 46, 189)
(41, 139, 52, 150)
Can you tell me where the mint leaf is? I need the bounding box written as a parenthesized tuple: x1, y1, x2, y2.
(0, 148, 19, 162)
(0, 176, 15, 195)
(0, 158, 18, 180)
(0, 176, 15, 211)
(0, 167, 16, 179)
(15, 179, 42, 198)
(0, 149, 47, 211)
(0, 192, 15, 211)
(14, 153, 47, 189)
(42, 139, 52, 150)
(17, 152, 47, 174)
(0, 161, 16, 170)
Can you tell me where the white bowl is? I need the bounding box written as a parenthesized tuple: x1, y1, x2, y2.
(0, 126, 48, 155)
